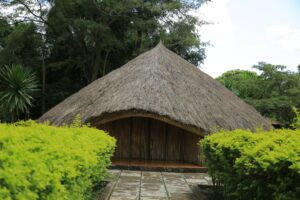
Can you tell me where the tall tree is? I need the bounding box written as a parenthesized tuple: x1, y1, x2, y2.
(46, 0, 207, 83)
(0, 23, 43, 69)
(0, 22, 45, 117)
(0, 19, 13, 49)
(217, 62, 300, 127)
(42, 0, 208, 111)
(216, 70, 259, 98)
(0, 0, 209, 120)
(1, 0, 53, 115)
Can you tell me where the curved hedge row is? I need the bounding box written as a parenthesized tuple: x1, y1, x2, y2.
(0, 121, 116, 200)
(201, 129, 300, 200)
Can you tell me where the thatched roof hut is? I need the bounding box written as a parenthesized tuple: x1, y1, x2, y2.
(39, 42, 272, 166)
(40, 42, 271, 133)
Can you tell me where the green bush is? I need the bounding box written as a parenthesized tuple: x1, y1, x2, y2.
(0, 120, 116, 200)
(201, 129, 300, 200)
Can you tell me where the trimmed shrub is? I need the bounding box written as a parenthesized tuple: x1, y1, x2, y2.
(0, 120, 116, 200)
(201, 129, 300, 200)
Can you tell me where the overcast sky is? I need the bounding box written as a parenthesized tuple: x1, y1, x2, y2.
(194, 0, 300, 78)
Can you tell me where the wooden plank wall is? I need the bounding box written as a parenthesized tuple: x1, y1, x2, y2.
(150, 119, 166, 160)
(99, 117, 203, 165)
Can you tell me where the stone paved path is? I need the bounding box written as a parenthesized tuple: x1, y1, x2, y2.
(108, 170, 212, 200)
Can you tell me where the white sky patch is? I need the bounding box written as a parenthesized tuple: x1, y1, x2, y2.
(266, 24, 294, 36)
(194, 0, 238, 77)
(194, 0, 234, 41)
(266, 24, 300, 52)
(194, 0, 300, 78)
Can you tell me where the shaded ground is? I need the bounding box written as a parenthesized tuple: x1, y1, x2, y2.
(107, 170, 212, 200)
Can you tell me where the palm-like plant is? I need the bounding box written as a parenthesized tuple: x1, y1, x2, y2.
(0, 65, 39, 121)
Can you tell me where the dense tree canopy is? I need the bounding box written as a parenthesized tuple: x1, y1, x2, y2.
(0, 22, 43, 69)
(217, 62, 300, 127)
(45, 0, 206, 83)
(0, 0, 208, 121)
(216, 69, 258, 99)
(2, 1, 298, 128)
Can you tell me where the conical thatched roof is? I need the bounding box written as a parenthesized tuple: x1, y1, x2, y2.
(39, 42, 272, 135)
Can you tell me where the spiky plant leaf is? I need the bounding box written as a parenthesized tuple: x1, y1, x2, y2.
(0, 65, 39, 120)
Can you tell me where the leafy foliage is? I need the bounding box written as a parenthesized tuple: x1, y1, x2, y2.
(0, 19, 13, 48)
(0, 22, 43, 70)
(201, 129, 300, 200)
(45, 0, 207, 82)
(216, 70, 258, 98)
(0, 65, 39, 121)
(0, 120, 116, 200)
(0, 1, 208, 121)
(217, 62, 300, 127)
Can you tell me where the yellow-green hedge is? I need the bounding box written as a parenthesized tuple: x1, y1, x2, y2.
(201, 129, 300, 200)
(0, 121, 116, 200)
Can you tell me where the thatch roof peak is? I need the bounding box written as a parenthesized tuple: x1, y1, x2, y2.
(39, 43, 272, 135)
(157, 39, 164, 46)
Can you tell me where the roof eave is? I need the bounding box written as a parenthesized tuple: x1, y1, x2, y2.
(87, 109, 207, 137)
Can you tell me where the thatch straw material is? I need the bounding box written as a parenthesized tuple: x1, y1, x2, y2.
(39, 42, 272, 135)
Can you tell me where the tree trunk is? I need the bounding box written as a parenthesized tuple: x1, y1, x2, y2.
(135, 29, 143, 52)
(102, 50, 110, 76)
(90, 44, 102, 82)
(41, 52, 46, 114)
(11, 110, 16, 122)
(91, 58, 100, 82)
(83, 65, 91, 83)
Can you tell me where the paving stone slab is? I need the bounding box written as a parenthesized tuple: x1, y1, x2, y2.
(107, 170, 211, 200)
(182, 173, 208, 179)
(117, 177, 140, 184)
(140, 197, 168, 200)
(170, 197, 197, 200)
(204, 176, 213, 184)
(141, 173, 162, 183)
(121, 171, 141, 177)
(165, 184, 191, 194)
(109, 196, 139, 200)
(142, 177, 162, 183)
(195, 179, 211, 186)
(141, 183, 167, 197)
(142, 171, 161, 177)
(108, 169, 121, 174)
(186, 178, 207, 185)
(111, 190, 139, 197)
(168, 193, 197, 199)
(163, 176, 192, 195)
(162, 172, 183, 178)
